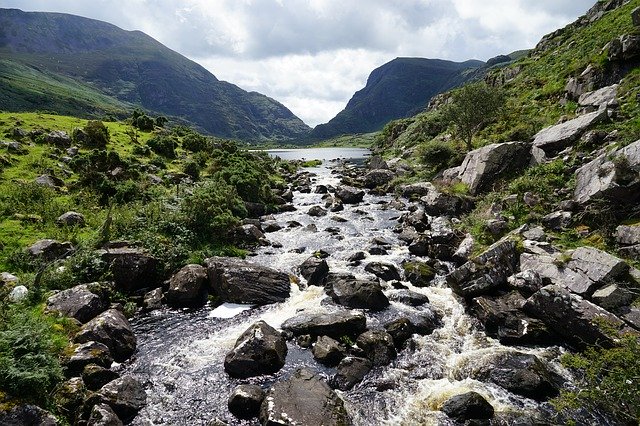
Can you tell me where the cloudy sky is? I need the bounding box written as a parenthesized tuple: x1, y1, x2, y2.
(0, 0, 594, 126)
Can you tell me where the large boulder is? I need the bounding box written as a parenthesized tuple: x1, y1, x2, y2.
(312, 335, 347, 366)
(398, 182, 436, 199)
(259, 368, 350, 426)
(299, 256, 329, 286)
(98, 247, 159, 293)
(402, 261, 436, 287)
(46, 284, 108, 323)
(335, 186, 365, 204)
(228, 385, 264, 420)
(224, 321, 287, 378)
(574, 139, 640, 205)
(578, 84, 618, 111)
(331, 356, 372, 391)
(64, 341, 113, 375)
(97, 376, 146, 424)
(165, 264, 208, 308)
(74, 309, 136, 362)
(356, 330, 397, 366)
(363, 169, 395, 189)
(533, 109, 608, 154)
(205, 257, 290, 305)
(524, 285, 633, 349)
(45, 130, 71, 146)
(325, 273, 389, 311)
(420, 190, 473, 217)
(82, 364, 120, 392)
(457, 142, 532, 195)
(446, 238, 519, 298)
(282, 309, 367, 338)
(441, 392, 494, 422)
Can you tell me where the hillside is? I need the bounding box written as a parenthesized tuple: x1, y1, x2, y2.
(310, 57, 484, 140)
(0, 8, 310, 141)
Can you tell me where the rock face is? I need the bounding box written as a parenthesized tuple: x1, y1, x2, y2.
(206, 257, 290, 305)
(97, 376, 146, 424)
(574, 139, 640, 205)
(325, 273, 390, 311)
(533, 109, 608, 154)
(299, 256, 329, 286)
(165, 264, 208, 308)
(228, 385, 265, 420)
(524, 285, 632, 349)
(224, 321, 287, 378)
(446, 238, 519, 298)
(98, 247, 159, 293)
(441, 392, 494, 421)
(335, 186, 365, 204)
(332, 357, 373, 391)
(282, 310, 367, 338)
(259, 368, 350, 426)
(74, 309, 137, 362)
(456, 142, 531, 195)
(46, 284, 108, 323)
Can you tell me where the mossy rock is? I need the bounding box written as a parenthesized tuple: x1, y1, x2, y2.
(402, 261, 436, 287)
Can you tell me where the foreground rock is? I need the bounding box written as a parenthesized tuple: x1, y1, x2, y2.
(46, 284, 108, 323)
(88, 403, 123, 426)
(228, 385, 265, 420)
(165, 264, 208, 308)
(206, 257, 290, 305)
(332, 357, 373, 391)
(65, 341, 113, 375)
(97, 376, 146, 424)
(441, 392, 494, 422)
(260, 368, 351, 425)
(325, 273, 390, 311)
(356, 330, 397, 366)
(533, 109, 608, 154)
(98, 247, 159, 293)
(335, 186, 365, 204)
(299, 256, 329, 286)
(364, 262, 401, 281)
(363, 169, 395, 189)
(282, 310, 367, 338)
(74, 309, 136, 362)
(0, 404, 58, 426)
(312, 335, 347, 366)
(224, 321, 287, 378)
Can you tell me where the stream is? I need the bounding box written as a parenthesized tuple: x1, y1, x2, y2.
(124, 148, 572, 425)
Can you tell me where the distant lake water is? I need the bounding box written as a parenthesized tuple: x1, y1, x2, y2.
(265, 147, 371, 164)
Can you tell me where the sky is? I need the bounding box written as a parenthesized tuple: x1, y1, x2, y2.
(0, 0, 595, 127)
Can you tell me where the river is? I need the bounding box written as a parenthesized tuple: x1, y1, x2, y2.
(124, 148, 572, 425)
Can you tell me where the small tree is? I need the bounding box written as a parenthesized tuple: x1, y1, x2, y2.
(443, 81, 506, 151)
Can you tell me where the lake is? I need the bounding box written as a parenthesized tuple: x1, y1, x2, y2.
(266, 147, 371, 164)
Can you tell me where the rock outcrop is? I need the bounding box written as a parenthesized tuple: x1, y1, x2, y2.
(533, 110, 608, 154)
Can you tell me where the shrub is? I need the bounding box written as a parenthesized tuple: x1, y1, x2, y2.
(135, 115, 155, 131)
(183, 161, 200, 181)
(147, 134, 177, 158)
(80, 120, 109, 148)
(182, 133, 209, 153)
(420, 140, 464, 177)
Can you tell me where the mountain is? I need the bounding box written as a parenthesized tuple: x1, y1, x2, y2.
(0, 9, 310, 141)
(310, 57, 484, 140)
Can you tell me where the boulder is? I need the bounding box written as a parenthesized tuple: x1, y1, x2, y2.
(325, 273, 389, 311)
(446, 238, 519, 298)
(232, 224, 266, 246)
(74, 309, 136, 362)
(45, 130, 71, 146)
(98, 247, 159, 293)
(282, 310, 367, 338)
(335, 186, 365, 204)
(308, 205, 328, 217)
(142, 288, 163, 311)
(35, 174, 65, 188)
(363, 169, 395, 189)
(27, 239, 74, 261)
(312, 335, 347, 366)
(82, 364, 120, 391)
(420, 190, 473, 217)
(224, 321, 287, 378)
(356, 330, 397, 366)
(88, 403, 123, 426)
(591, 284, 634, 311)
(299, 256, 329, 286)
(56, 211, 86, 227)
(8, 285, 28, 302)
(331, 357, 373, 391)
(399, 182, 436, 198)
(574, 139, 640, 205)
(46, 284, 108, 323)
(542, 211, 572, 231)
(609, 34, 640, 61)
(165, 264, 208, 308)
(533, 109, 608, 154)
(228, 385, 264, 420)
(524, 285, 633, 349)
(507, 270, 544, 297)
(205, 257, 290, 305)
(402, 261, 436, 287)
(368, 155, 388, 170)
(65, 341, 113, 375)
(97, 376, 146, 424)
(578, 84, 618, 111)
(441, 392, 494, 421)
(260, 369, 350, 425)
(262, 220, 282, 233)
(0, 404, 58, 426)
(457, 142, 532, 195)
(364, 262, 401, 282)
(616, 224, 640, 246)
(388, 290, 430, 307)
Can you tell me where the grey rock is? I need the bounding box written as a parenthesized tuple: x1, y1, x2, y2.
(282, 309, 367, 338)
(56, 211, 85, 227)
(299, 256, 329, 286)
(521, 226, 547, 242)
(0, 404, 58, 426)
(224, 321, 287, 378)
(206, 257, 290, 305)
(399, 182, 436, 198)
(45, 130, 71, 146)
(616, 224, 640, 246)
(441, 392, 494, 421)
(533, 109, 608, 154)
(82, 363, 120, 391)
(65, 341, 113, 375)
(35, 174, 65, 188)
(402, 261, 436, 287)
(364, 262, 401, 281)
(98, 247, 159, 293)
(233, 224, 266, 246)
(8, 285, 28, 302)
(228, 385, 264, 420)
(312, 335, 347, 366)
(335, 186, 364, 204)
(542, 211, 572, 230)
(88, 403, 123, 426)
(74, 309, 136, 362)
(28, 239, 74, 261)
(368, 155, 388, 170)
(458, 142, 532, 195)
(142, 288, 163, 311)
(507, 270, 544, 297)
(97, 376, 146, 424)
(388, 290, 430, 307)
(591, 284, 634, 311)
(363, 169, 395, 189)
(325, 273, 389, 311)
(452, 233, 475, 264)
(308, 205, 328, 217)
(578, 84, 618, 111)
(46, 284, 108, 323)
(609, 34, 640, 61)
(356, 330, 397, 366)
(262, 220, 282, 233)
(260, 368, 350, 426)
(420, 190, 473, 217)
(166, 264, 208, 308)
(332, 357, 372, 391)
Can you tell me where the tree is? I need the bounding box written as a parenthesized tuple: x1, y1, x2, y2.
(442, 81, 506, 151)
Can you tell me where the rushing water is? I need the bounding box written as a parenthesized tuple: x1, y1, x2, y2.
(125, 148, 570, 426)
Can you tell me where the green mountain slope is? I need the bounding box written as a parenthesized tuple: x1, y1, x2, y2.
(310, 57, 484, 139)
(0, 8, 310, 141)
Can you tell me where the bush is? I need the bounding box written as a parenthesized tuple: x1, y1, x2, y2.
(80, 120, 110, 148)
(147, 135, 177, 158)
(420, 140, 464, 177)
(182, 133, 209, 153)
(135, 115, 154, 131)
(183, 161, 200, 181)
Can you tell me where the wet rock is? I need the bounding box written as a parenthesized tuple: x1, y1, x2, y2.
(331, 357, 373, 391)
(28, 239, 74, 261)
(574, 139, 640, 205)
(452, 233, 475, 264)
(56, 211, 85, 227)
(524, 285, 633, 349)
(282, 309, 367, 338)
(98, 247, 159, 293)
(228, 385, 264, 420)
(363, 169, 395, 189)
(0, 404, 58, 426)
(166, 264, 208, 308)
(65, 341, 113, 375)
(97, 376, 146, 424)
(299, 256, 329, 286)
(35, 174, 65, 188)
(591, 284, 634, 311)
(262, 220, 282, 233)
(232, 224, 266, 246)
(356, 330, 397, 366)
(335, 186, 365, 204)
(446, 238, 519, 298)
(441, 392, 494, 421)
(205, 257, 290, 305)
(308, 205, 328, 217)
(46, 284, 108, 323)
(401, 261, 436, 287)
(88, 403, 123, 426)
(315, 184, 329, 194)
(142, 287, 163, 311)
(74, 309, 136, 362)
(384, 318, 415, 348)
(348, 251, 367, 263)
(364, 262, 401, 281)
(224, 321, 287, 378)
(368, 246, 388, 255)
(83, 363, 120, 391)
(260, 368, 350, 426)
(388, 290, 430, 307)
(312, 335, 347, 366)
(325, 273, 389, 311)
(457, 142, 531, 195)
(533, 109, 608, 154)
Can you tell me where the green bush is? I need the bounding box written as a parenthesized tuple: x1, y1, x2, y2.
(182, 133, 209, 153)
(420, 140, 464, 177)
(147, 134, 177, 158)
(183, 160, 200, 181)
(79, 120, 109, 148)
(135, 115, 154, 131)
